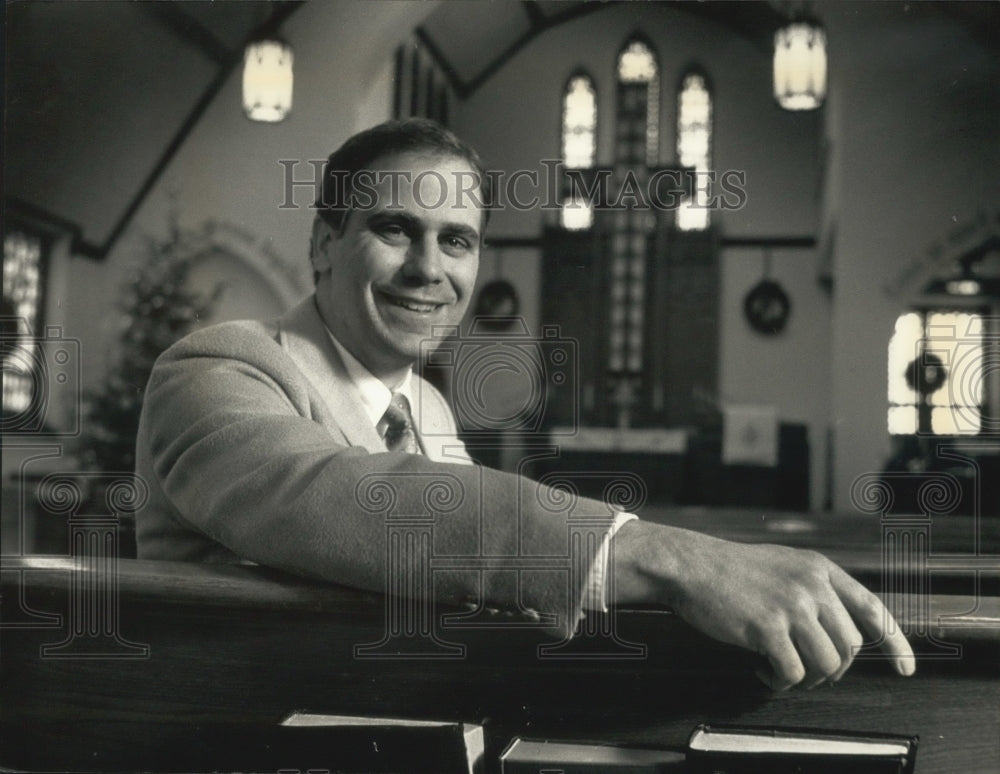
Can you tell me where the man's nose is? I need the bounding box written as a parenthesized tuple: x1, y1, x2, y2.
(402, 234, 444, 283)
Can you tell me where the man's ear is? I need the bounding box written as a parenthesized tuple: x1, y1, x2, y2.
(310, 217, 335, 274)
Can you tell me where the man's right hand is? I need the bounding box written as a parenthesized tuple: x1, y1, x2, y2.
(611, 520, 916, 689)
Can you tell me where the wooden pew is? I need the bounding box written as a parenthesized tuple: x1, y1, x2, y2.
(641, 506, 1000, 596)
(2, 554, 997, 773)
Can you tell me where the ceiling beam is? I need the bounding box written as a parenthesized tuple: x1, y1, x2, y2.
(140, 3, 233, 66)
(446, 1, 787, 100)
(76, 2, 305, 260)
(720, 235, 817, 249)
(521, 1, 547, 29)
(414, 26, 469, 98)
(463, 2, 605, 97)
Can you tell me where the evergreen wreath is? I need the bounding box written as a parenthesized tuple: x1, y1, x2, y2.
(904, 352, 948, 396)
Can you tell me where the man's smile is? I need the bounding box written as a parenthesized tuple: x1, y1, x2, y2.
(377, 289, 449, 315)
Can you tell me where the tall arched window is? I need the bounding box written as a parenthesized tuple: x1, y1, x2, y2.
(676, 69, 713, 231)
(615, 38, 658, 166)
(608, 38, 658, 380)
(560, 72, 597, 230)
(2, 228, 45, 416)
(543, 39, 721, 430)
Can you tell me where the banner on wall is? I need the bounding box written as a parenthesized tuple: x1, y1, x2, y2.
(722, 404, 778, 467)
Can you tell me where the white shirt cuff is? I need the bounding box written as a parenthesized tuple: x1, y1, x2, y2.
(581, 511, 638, 612)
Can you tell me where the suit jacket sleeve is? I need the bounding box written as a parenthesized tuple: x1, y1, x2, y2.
(135, 310, 615, 637)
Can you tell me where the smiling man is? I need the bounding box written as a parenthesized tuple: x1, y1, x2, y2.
(312, 151, 481, 387)
(135, 119, 914, 690)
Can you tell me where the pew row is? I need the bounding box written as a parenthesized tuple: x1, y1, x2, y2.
(1, 555, 998, 773)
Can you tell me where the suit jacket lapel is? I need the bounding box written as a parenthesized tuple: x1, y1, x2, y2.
(276, 296, 385, 453)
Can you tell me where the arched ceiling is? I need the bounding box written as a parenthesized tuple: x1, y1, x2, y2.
(4, 1, 995, 258)
(417, 0, 788, 99)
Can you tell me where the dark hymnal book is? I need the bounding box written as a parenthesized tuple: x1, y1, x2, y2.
(500, 737, 686, 773)
(685, 724, 919, 774)
(250, 711, 486, 774)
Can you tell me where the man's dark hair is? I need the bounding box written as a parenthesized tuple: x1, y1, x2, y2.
(315, 118, 492, 235)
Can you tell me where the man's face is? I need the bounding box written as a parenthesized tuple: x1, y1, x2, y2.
(312, 151, 482, 381)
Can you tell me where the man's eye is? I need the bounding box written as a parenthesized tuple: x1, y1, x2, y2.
(376, 224, 407, 240)
(442, 235, 471, 252)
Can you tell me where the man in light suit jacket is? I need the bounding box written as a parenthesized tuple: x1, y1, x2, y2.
(136, 119, 914, 689)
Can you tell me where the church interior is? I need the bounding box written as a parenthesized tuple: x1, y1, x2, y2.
(5, 0, 998, 527)
(2, 3, 999, 772)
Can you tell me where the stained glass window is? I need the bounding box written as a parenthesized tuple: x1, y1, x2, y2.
(616, 39, 658, 166)
(676, 71, 712, 231)
(2, 230, 44, 415)
(560, 73, 597, 230)
(562, 74, 596, 169)
(607, 39, 658, 384)
(561, 194, 594, 231)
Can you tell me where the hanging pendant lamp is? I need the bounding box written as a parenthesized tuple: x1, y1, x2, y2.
(242, 34, 294, 122)
(773, 18, 827, 111)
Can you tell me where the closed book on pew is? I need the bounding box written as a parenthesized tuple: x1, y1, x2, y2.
(685, 724, 918, 774)
(271, 711, 486, 774)
(500, 737, 686, 773)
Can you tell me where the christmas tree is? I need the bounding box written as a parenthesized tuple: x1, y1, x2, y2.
(78, 225, 221, 474)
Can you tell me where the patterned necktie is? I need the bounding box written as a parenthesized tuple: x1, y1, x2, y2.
(378, 391, 421, 454)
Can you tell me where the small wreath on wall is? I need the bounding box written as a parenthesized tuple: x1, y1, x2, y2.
(473, 248, 521, 332)
(744, 279, 791, 335)
(744, 249, 791, 335)
(473, 278, 520, 331)
(904, 352, 948, 396)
